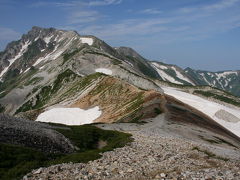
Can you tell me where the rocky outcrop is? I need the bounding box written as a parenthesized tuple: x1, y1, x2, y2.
(0, 114, 74, 153)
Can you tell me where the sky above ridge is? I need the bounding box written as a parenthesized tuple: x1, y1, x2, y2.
(0, 0, 240, 71)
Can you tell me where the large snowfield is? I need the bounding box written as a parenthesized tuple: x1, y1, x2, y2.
(36, 106, 102, 125)
(163, 87, 240, 137)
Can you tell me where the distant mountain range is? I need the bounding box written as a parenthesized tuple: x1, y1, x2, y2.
(151, 61, 240, 96)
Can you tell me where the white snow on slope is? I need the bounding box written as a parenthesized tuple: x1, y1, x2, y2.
(95, 68, 112, 75)
(200, 73, 211, 86)
(151, 64, 182, 84)
(44, 35, 54, 44)
(33, 36, 74, 66)
(23, 67, 30, 74)
(171, 67, 194, 85)
(36, 106, 102, 125)
(0, 41, 30, 78)
(151, 62, 168, 70)
(163, 87, 240, 137)
(80, 37, 93, 46)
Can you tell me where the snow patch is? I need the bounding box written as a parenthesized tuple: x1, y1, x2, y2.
(36, 106, 102, 125)
(171, 67, 194, 85)
(0, 41, 30, 79)
(163, 87, 240, 137)
(151, 64, 182, 84)
(215, 71, 237, 81)
(95, 68, 112, 75)
(152, 62, 168, 70)
(33, 36, 75, 66)
(44, 35, 54, 44)
(80, 37, 93, 46)
(200, 73, 211, 85)
(34, 37, 39, 41)
(124, 60, 134, 67)
(23, 67, 30, 74)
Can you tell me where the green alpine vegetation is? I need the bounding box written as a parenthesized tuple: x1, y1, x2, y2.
(194, 90, 240, 107)
(0, 124, 132, 180)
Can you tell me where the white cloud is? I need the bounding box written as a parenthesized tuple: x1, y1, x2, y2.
(30, 0, 123, 8)
(179, 0, 239, 13)
(68, 10, 100, 24)
(29, 1, 79, 8)
(203, 0, 239, 11)
(89, 0, 122, 6)
(139, 8, 162, 15)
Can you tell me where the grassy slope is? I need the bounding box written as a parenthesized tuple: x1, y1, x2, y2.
(15, 70, 104, 114)
(0, 124, 132, 180)
(193, 90, 240, 107)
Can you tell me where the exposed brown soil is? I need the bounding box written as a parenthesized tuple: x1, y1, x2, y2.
(70, 76, 164, 123)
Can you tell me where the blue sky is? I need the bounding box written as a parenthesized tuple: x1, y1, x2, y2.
(0, 0, 240, 71)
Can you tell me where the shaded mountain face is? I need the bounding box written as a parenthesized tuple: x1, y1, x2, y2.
(149, 62, 240, 96)
(184, 68, 240, 96)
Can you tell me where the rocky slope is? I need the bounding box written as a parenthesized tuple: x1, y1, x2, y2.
(25, 112, 240, 180)
(0, 114, 74, 153)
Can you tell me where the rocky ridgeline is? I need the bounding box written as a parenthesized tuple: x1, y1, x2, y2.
(24, 128, 240, 180)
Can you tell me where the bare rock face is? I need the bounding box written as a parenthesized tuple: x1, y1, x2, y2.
(0, 114, 74, 153)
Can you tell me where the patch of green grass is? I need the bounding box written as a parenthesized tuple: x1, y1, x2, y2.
(126, 56, 159, 79)
(23, 39, 45, 62)
(213, 136, 238, 148)
(192, 146, 229, 161)
(0, 104, 5, 113)
(154, 107, 162, 115)
(15, 69, 79, 113)
(84, 50, 122, 65)
(194, 90, 240, 107)
(127, 92, 144, 111)
(0, 124, 132, 180)
(0, 143, 50, 180)
(62, 46, 87, 65)
(130, 114, 144, 123)
(60, 72, 104, 100)
(0, 67, 38, 99)
(199, 135, 238, 148)
(24, 77, 44, 86)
